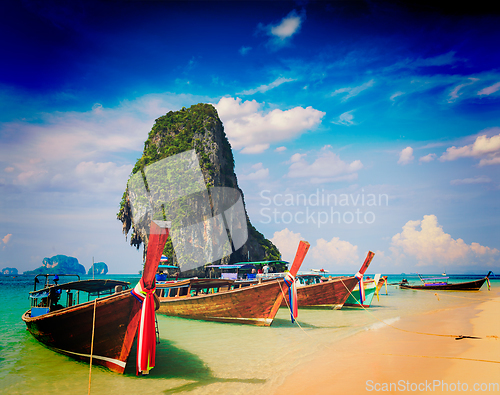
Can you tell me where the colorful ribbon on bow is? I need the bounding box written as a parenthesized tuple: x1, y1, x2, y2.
(355, 271, 365, 305)
(283, 272, 298, 323)
(486, 277, 491, 291)
(131, 279, 157, 375)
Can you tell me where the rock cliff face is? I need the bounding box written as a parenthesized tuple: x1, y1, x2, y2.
(87, 261, 108, 275)
(23, 255, 86, 275)
(118, 103, 280, 275)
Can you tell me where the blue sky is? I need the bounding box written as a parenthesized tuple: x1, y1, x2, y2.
(1, 1, 499, 274)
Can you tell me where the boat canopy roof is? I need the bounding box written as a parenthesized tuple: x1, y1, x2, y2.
(206, 260, 289, 269)
(156, 278, 235, 289)
(29, 279, 130, 298)
(422, 276, 449, 280)
(158, 264, 178, 269)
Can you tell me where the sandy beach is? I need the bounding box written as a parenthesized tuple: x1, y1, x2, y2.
(274, 291, 500, 394)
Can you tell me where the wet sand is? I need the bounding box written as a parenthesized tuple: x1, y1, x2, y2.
(273, 293, 500, 394)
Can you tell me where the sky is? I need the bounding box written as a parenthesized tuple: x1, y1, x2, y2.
(1, 0, 499, 275)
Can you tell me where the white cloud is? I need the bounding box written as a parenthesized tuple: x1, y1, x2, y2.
(478, 81, 500, 96)
(257, 10, 305, 50)
(2, 234, 12, 244)
(331, 79, 375, 102)
(478, 157, 500, 166)
(275, 146, 287, 152)
(287, 146, 362, 183)
(239, 77, 296, 96)
(332, 110, 355, 126)
(310, 237, 359, 267)
(214, 97, 325, 154)
(290, 153, 306, 163)
(239, 162, 269, 181)
(390, 215, 499, 267)
(240, 144, 270, 154)
(271, 11, 302, 39)
(271, 228, 305, 262)
(448, 78, 479, 103)
(419, 153, 436, 163)
(398, 147, 414, 165)
(450, 176, 491, 185)
(0, 93, 210, 192)
(390, 91, 405, 101)
(215, 97, 260, 121)
(0, 109, 145, 191)
(385, 51, 463, 73)
(440, 129, 500, 166)
(271, 229, 359, 270)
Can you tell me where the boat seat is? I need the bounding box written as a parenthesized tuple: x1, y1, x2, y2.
(31, 307, 50, 317)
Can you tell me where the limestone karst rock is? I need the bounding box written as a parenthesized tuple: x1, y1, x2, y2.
(117, 103, 280, 275)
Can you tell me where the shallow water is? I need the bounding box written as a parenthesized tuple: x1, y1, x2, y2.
(1, 274, 498, 394)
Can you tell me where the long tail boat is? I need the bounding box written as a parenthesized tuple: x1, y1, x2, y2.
(156, 241, 310, 326)
(22, 220, 170, 375)
(343, 273, 381, 308)
(280, 251, 375, 309)
(399, 272, 492, 291)
(376, 275, 388, 295)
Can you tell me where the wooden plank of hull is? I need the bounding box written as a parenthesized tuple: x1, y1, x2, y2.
(22, 290, 141, 373)
(157, 280, 285, 326)
(400, 277, 487, 291)
(281, 277, 358, 309)
(376, 276, 387, 293)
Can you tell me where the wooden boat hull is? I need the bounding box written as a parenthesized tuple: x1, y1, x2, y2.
(281, 276, 359, 309)
(400, 277, 488, 291)
(157, 280, 286, 326)
(22, 290, 141, 373)
(376, 276, 388, 293)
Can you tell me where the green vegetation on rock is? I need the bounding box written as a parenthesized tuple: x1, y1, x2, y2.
(88, 261, 108, 275)
(117, 103, 280, 272)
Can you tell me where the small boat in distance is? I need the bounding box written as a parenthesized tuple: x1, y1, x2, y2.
(311, 268, 329, 273)
(376, 275, 388, 295)
(399, 272, 492, 291)
(156, 241, 310, 326)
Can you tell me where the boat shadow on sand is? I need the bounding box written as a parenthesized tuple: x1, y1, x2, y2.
(124, 338, 266, 393)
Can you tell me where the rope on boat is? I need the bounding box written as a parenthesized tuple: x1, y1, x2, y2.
(88, 298, 97, 395)
(278, 280, 313, 339)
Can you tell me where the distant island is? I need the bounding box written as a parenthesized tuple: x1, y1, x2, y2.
(88, 261, 108, 275)
(1, 267, 18, 275)
(23, 255, 86, 275)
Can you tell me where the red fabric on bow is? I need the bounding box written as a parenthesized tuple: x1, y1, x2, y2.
(132, 280, 157, 374)
(355, 271, 365, 305)
(131, 221, 169, 375)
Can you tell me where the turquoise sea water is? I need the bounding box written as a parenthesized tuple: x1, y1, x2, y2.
(1, 274, 498, 394)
